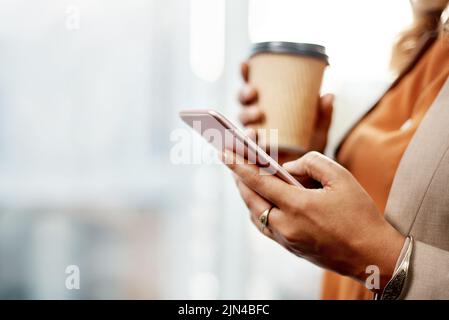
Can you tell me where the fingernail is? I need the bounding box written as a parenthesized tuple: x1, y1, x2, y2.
(243, 85, 254, 98)
(250, 107, 261, 116)
(282, 161, 294, 170)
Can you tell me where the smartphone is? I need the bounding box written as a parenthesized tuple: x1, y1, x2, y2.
(179, 109, 302, 187)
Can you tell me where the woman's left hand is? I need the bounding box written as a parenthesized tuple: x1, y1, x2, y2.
(222, 150, 406, 291)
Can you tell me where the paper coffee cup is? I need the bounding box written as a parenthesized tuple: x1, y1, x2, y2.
(248, 42, 328, 154)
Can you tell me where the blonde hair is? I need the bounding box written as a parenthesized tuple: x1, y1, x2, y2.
(390, 0, 449, 73)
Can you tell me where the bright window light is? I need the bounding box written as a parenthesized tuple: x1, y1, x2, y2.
(190, 0, 225, 82)
(248, 0, 413, 81)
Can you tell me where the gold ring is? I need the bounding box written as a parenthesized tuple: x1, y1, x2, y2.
(258, 207, 272, 232)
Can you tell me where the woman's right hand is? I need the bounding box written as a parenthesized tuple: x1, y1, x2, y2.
(238, 61, 334, 156)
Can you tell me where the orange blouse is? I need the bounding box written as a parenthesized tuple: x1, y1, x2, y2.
(321, 35, 449, 300)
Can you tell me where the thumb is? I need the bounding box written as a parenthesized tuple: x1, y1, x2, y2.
(316, 93, 334, 131)
(309, 94, 334, 152)
(282, 151, 342, 187)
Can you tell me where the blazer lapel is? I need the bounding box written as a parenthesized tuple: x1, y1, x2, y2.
(385, 76, 449, 234)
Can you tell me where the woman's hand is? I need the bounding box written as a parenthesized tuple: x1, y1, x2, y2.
(222, 150, 405, 292)
(238, 62, 334, 162)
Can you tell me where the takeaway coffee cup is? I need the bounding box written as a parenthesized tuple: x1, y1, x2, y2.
(248, 42, 328, 153)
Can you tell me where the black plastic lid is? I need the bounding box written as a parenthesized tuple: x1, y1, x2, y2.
(250, 42, 329, 64)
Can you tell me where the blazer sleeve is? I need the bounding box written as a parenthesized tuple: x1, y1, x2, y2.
(402, 240, 449, 299)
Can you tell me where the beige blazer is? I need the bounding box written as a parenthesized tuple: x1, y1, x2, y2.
(384, 75, 449, 299)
